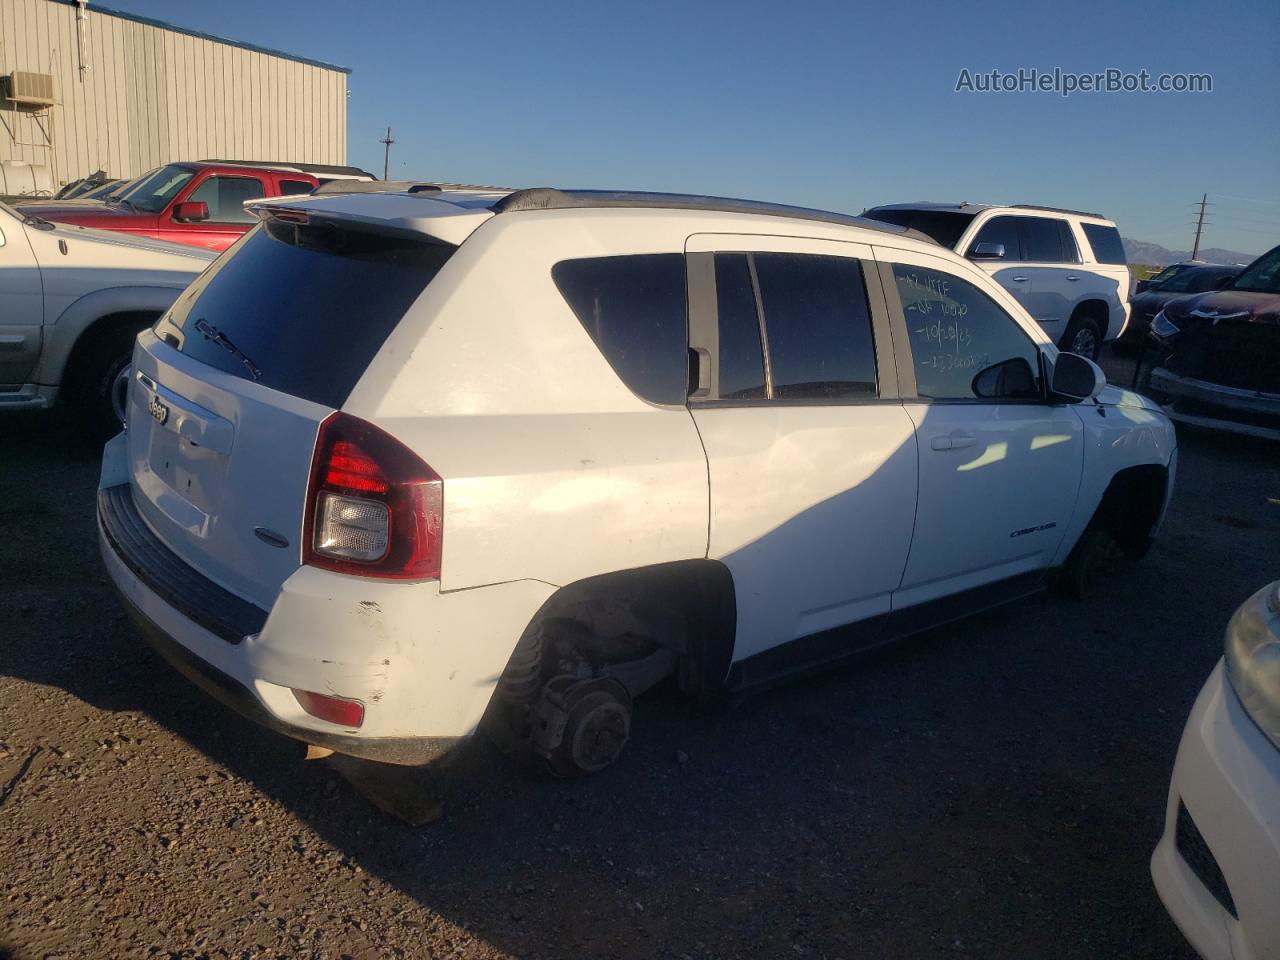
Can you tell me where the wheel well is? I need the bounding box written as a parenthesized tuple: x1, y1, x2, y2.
(1069, 299, 1109, 327)
(1091, 464, 1168, 560)
(498, 560, 736, 704)
(61, 310, 159, 389)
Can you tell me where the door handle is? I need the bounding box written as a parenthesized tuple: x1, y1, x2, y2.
(1010, 276, 1029, 282)
(932, 434, 976, 451)
(1067, 275, 1080, 281)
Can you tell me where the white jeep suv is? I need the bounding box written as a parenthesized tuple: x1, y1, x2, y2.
(862, 203, 1131, 359)
(98, 187, 1176, 778)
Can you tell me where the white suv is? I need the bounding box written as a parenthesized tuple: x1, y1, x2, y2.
(862, 203, 1131, 359)
(98, 187, 1176, 779)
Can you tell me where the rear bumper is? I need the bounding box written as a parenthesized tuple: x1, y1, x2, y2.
(1151, 663, 1280, 960)
(98, 459, 555, 764)
(111, 576, 460, 765)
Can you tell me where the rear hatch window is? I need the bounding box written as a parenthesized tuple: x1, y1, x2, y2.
(154, 220, 455, 408)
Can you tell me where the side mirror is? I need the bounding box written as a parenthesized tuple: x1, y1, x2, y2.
(173, 201, 209, 222)
(1051, 351, 1106, 402)
(969, 241, 1006, 260)
(972, 356, 1038, 399)
(1134, 279, 1153, 293)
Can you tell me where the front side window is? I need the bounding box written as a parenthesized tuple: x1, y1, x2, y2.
(1080, 223, 1127, 265)
(184, 175, 265, 223)
(125, 164, 196, 213)
(966, 216, 1021, 260)
(753, 253, 877, 399)
(553, 254, 689, 405)
(893, 263, 1042, 401)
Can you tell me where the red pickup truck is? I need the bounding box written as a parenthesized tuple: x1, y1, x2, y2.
(22, 160, 371, 252)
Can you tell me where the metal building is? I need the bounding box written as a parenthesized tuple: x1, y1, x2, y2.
(0, 0, 349, 193)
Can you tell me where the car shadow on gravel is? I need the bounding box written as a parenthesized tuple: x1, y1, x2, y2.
(5, 408, 1271, 958)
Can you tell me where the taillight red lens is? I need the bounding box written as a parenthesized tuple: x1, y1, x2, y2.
(292, 688, 365, 727)
(304, 412, 443, 580)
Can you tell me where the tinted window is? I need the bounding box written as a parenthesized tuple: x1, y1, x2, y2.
(966, 216, 1021, 260)
(185, 175, 264, 223)
(861, 209, 976, 249)
(713, 254, 767, 400)
(1081, 223, 1127, 264)
(1057, 221, 1080, 262)
(753, 253, 877, 399)
(279, 179, 314, 196)
(154, 222, 454, 408)
(1021, 217, 1069, 262)
(553, 254, 689, 405)
(893, 263, 1041, 400)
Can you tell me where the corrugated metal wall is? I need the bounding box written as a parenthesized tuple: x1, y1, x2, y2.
(0, 0, 348, 189)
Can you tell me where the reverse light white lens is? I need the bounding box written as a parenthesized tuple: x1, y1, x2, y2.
(315, 492, 389, 562)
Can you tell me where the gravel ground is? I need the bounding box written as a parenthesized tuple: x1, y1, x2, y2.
(2, 384, 1277, 959)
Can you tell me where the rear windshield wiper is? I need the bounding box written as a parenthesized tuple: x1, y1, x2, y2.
(194, 318, 263, 381)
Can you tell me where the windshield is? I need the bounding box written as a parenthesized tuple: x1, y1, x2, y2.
(81, 179, 124, 200)
(121, 164, 195, 213)
(1229, 247, 1280, 294)
(861, 208, 976, 249)
(1147, 263, 1193, 287)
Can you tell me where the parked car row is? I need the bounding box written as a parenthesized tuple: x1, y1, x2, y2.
(3, 165, 1274, 959)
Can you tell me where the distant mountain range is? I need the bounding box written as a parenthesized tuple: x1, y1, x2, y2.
(1122, 237, 1264, 268)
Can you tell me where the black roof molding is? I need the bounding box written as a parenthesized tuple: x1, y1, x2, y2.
(492, 189, 936, 242)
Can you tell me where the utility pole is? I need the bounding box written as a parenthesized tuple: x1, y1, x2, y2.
(1187, 193, 1208, 261)
(379, 126, 395, 181)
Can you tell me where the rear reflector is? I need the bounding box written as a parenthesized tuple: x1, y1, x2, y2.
(292, 689, 365, 728)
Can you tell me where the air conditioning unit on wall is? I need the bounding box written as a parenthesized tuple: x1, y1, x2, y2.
(3, 72, 56, 108)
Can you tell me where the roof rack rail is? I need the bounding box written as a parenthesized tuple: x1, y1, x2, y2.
(200, 159, 378, 179)
(491, 188, 938, 242)
(1009, 203, 1105, 219)
(312, 179, 512, 197)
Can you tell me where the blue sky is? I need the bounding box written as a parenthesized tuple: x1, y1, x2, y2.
(104, 0, 1279, 255)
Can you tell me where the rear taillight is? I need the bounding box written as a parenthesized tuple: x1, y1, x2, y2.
(303, 412, 442, 580)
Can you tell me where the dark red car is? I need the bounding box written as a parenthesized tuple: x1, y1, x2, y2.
(23, 161, 356, 252)
(1145, 243, 1280, 440)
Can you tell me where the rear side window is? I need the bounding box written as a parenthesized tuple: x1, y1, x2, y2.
(1081, 223, 1127, 264)
(713, 254, 767, 400)
(553, 254, 689, 405)
(1021, 217, 1071, 263)
(753, 253, 877, 399)
(967, 216, 1021, 260)
(154, 221, 454, 408)
(278, 179, 314, 196)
